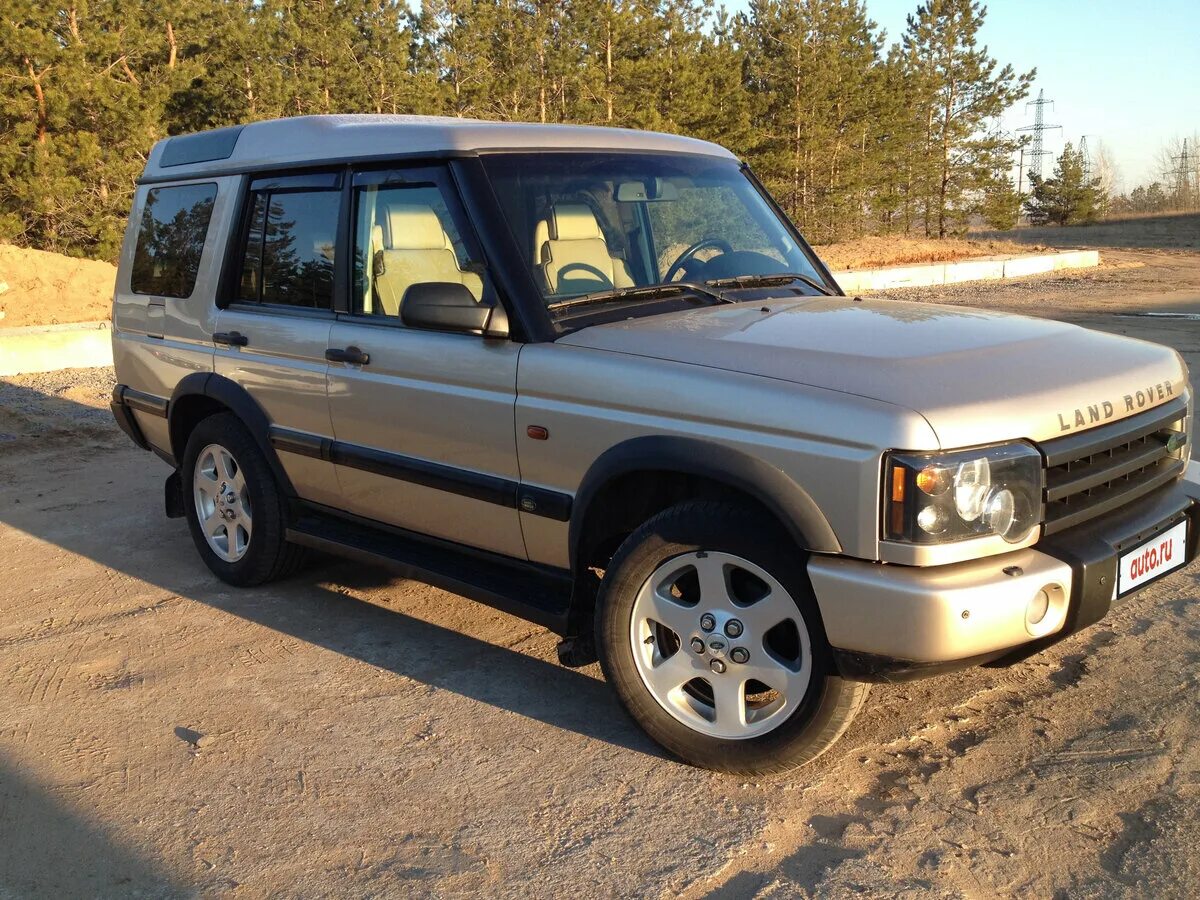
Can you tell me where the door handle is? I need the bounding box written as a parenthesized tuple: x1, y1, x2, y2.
(325, 346, 370, 365)
(213, 331, 249, 347)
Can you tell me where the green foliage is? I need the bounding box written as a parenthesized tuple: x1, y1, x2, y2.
(1024, 143, 1102, 226)
(981, 178, 1022, 230)
(0, 0, 1034, 259)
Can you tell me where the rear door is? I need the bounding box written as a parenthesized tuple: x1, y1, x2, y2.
(323, 165, 526, 559)
(213, 171, 341, 508)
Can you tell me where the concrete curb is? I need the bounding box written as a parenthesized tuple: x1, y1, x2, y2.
(833, 249, 1100, 293)
(0, 320, 113, 376)
(0, 248, 1101, 376)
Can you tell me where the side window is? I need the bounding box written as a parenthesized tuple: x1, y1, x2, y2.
(351, 169, 486, 318)
(131, 183, 217, 298)
(236, 173, 340, 309)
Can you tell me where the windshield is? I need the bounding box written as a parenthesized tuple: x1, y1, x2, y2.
(480, 153, 827, 317)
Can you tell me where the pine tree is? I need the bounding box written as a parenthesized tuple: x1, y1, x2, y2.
(901, 0, 1033, 236)
(0, 0, 1040, 259)
(1024, 142, 1102, 226)
(740, 0, 885, 242)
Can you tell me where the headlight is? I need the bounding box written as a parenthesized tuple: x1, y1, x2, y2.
(885, 443, 1043, 544)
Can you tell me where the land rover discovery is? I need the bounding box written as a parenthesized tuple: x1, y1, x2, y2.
(111, 115, 1199, 775)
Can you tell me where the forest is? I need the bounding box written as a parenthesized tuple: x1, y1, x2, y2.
(1, 0, 1036, 261)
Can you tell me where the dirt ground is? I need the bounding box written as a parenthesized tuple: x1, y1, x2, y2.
(3, 249, 1200, 897)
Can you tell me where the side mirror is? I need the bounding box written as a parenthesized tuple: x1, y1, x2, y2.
(400, 282, 509, 339)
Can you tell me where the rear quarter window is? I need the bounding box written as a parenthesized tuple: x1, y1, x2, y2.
(130, 183, 218, 298)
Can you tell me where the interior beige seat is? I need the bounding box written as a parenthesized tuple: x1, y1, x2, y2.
(534, 203, 633, 295)
(373, 203, 483, 316)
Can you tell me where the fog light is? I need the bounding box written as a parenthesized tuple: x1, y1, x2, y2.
(1025, 584, 1067, 637)
(1027, 588, 1050, 626)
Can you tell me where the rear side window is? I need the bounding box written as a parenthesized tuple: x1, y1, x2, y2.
(131, 183, 217, 298)
(236, 172, 340, 309)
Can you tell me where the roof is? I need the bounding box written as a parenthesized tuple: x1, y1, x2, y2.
(142, 114, 737, 181)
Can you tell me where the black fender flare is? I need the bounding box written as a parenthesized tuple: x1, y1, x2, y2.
(568, 435, 841, 571)
(168, 372, 297, 497)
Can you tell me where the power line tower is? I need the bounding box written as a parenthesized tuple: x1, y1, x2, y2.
(1017, 90, 1062, 191)
(1079, 135, 1092, 180)
(1165, 139, 1195, 209)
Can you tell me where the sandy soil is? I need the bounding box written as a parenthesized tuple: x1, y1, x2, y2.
(0, 244, 117, 328)
(816, 235, 1043, 271)
(2, 250, 1200, 896)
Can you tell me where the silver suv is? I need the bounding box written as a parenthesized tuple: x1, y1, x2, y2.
(111, 115, 1199, 775)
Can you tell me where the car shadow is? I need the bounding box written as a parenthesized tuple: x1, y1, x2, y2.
(0, 377, 663, 761)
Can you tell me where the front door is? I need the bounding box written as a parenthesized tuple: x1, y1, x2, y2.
(324, 165, 526, 559)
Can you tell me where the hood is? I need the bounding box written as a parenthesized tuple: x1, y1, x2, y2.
(558, 295, 1188, 448)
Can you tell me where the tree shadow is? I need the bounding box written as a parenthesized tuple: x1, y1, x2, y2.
(0, 377, 662, 760)
(0, 756, 186, 895)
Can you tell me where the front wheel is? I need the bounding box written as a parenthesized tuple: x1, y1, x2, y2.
(596, 501, 868, 776)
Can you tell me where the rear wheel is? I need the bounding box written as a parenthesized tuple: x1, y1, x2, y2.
(596, 501, 868, 775)
(182, 412, 306, 586)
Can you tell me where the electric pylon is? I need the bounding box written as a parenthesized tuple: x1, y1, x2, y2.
(1017, 90, 1062, 191)
(1165, 139, 1195, 209)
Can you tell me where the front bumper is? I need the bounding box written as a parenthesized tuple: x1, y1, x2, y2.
(810, 482, 1200, 683)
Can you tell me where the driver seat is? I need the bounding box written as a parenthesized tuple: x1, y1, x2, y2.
(533, 203, 634, 295)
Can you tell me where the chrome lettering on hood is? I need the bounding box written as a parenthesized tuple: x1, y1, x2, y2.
(1056, 380, 1175, 432)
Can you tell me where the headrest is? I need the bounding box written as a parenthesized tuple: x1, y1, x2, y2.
(550, 204, 603, 241)
(385, 203, 451, 251)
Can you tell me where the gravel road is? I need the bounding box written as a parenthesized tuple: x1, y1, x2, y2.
(2, 249, 1199, 897)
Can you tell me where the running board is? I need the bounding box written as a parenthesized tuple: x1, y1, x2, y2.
(285, 504, 573, 634)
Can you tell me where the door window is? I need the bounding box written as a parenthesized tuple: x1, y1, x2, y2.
(351, 169, 488, 318)
(236, 173, 340, 310)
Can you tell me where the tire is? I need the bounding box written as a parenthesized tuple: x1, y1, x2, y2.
(595, 501, 869, 776)
(181, 412, 307, 586)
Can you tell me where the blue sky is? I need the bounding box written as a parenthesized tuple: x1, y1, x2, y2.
(722, 0, 1200, 191)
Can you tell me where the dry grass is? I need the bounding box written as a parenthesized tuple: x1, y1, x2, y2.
(814, 235, 1044, 271)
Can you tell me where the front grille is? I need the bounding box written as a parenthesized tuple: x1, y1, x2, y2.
(1039, 395, 1189, 535)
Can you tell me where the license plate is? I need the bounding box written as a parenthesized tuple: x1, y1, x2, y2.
(1117, 519, 1188, 597)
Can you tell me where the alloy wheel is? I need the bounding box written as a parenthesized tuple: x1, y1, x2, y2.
(629, 550, 813, 740)
(192, 443, 253, 563)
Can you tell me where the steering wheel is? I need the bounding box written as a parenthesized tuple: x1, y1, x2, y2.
(664, 237, 734, 283)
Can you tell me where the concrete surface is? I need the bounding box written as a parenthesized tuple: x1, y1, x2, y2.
(0, 320, 112, 376)
(2, 248, 1200, 897)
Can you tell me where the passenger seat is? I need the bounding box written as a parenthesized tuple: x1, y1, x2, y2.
(534, 203, 634, 295)
(374, 203, 483, 316)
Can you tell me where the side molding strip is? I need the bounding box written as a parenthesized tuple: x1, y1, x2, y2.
(268, 426, 572, 522)
(120, 386, 169, 418)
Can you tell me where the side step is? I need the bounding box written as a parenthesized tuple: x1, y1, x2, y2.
(285, 505, 573, 633)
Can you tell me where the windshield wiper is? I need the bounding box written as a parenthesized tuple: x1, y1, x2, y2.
(547, 281, 732, 312)
(705, 272, 834, 297)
